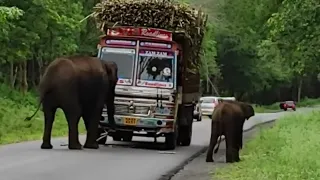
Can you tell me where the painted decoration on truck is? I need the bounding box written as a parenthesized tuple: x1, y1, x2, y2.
(136, 50, 175, 89)
(140, 41, 171, 49)
(106, 27, 172, 41)
(106, 39, 136, 46)
(139, 28, 172, 41)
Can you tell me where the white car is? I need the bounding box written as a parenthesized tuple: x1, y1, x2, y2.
(219, 97, 236, 101)
(193, 102, 202, 121)
(199, 96, 220, 118)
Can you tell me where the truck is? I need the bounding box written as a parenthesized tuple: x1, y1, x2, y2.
(96, 26, 202, 150)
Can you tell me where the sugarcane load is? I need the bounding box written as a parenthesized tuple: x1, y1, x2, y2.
(91, 0, 208, 150)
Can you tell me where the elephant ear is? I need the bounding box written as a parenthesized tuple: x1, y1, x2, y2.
(243, 103, 254, 120)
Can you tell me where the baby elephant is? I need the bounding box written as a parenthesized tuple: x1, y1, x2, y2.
(206, 100, 254, 163)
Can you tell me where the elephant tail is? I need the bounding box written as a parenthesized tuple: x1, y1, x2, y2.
(214, 136, 222, 154)
(24, 96, 44, 121)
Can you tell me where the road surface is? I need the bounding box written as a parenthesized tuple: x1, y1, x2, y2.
(0, 107, 316, 180)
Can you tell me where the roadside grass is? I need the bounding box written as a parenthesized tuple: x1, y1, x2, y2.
(0, 84, 85, 145)
(214, 110, 320, 180)
(253, 97, 320, 113)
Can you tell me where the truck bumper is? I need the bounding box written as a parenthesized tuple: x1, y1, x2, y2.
(100, 114, 175, 136)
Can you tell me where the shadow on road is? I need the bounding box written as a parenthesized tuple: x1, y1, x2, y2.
(102, 141, 168, 150)
(98, 119, 204, 151)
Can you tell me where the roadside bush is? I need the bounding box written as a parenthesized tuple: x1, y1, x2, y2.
(0, 85, 85, 144)
(253, 98, 320, 113)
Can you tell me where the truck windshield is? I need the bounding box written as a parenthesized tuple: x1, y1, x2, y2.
(136, 50, 175, 89)
(100, 47, 135, 85)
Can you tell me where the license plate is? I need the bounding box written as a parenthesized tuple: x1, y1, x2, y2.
(124, 117, 138, 126)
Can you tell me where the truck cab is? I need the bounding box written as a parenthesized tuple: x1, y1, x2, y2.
(97, 26, 194, 150)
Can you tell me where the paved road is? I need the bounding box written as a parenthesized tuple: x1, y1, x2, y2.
(0, 107, 316, 180)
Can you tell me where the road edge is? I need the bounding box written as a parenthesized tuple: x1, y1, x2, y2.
(158, 118, 277, 180)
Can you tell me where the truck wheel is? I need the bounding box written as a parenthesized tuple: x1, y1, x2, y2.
(179, 125, 192, 146)
(112, 132, 122, 141)
(164, 132, 177, 150)
(97, 128, 107, 145)
(122, 132, 133, 142)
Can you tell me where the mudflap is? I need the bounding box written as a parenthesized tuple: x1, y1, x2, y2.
(178, 124, 192, 146)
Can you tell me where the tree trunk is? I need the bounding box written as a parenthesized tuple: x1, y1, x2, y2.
(297, 78, 303, 102)
(37, 58, 43, 81)
(9, 62, 18, 88)
(18, 63, 23, 92)
(10, 61, 14, 88)
(22, 60, 28, 94)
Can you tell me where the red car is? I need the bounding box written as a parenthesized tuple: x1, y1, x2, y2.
(279, 101, 296, 111)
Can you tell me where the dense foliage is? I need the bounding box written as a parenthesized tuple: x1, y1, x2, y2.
(195, 0, 320, 104)
(0, 0, 319, 104)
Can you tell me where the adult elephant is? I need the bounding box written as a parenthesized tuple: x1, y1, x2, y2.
(25, 56, 118, 150)
(205, 100, 254, 163)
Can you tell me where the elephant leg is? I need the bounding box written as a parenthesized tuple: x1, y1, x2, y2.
(83, 110, 100, 149)
(235, 128, 243, 162)
(41, 103, 57, 149)
(234, 120, 245, 162)
(83, 116, 90, 132)
(225, 129, 237, 163)
(83, 99, 104, 149)
(206, 122, 219, 162)
(234, 150, 240, 162)
(64, 108, 82, 150)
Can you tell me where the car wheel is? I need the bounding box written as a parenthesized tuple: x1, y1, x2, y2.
(284, 108, 287, 111)
(112, 132, 122, 141)
(122, 132, 133, 142)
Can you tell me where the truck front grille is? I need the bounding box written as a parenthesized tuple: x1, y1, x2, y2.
(113, 105, 150, 115)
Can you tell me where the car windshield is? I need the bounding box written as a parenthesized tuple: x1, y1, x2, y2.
(201, 98, 216, 103)
(100, 47, 136, 85)
(286, 101, 295, 105)
(136, 50, 175, 89)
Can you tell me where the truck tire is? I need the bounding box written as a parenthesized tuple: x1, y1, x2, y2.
(164, 132, 177, 150)
(179, 125, 192, 146)
(97, 128, 107, 145)
(112, 132, 122, 141)
(122, 132, 133, 142)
